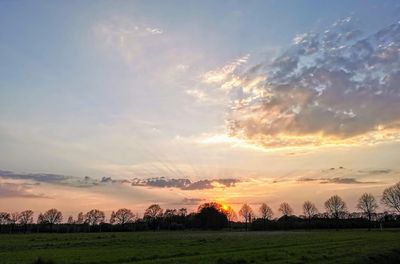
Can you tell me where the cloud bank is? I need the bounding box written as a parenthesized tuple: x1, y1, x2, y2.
(131, 177, 239, 190)
(0, 170, 239, 191)
(204, 18, 400, 148)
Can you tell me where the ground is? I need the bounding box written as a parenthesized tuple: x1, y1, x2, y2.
(0, 230, 400, 263)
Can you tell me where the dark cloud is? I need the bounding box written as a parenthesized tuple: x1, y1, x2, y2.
(0, 170, 239, 191)
(0, 170, 98, 188)
(358, 169, 392, 174)
(320, 177, 376, 184)
(297, 177, 378, 184)
(0, 170, 70, 183)
(217, 17, 400, 147)
(131, 177, 239, 190)
(0, 182, 50, 198)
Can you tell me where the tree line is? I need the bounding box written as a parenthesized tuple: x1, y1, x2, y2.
(0, 181, 399, 233)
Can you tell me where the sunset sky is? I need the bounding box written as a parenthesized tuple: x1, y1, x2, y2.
(1, 0, 400, 219)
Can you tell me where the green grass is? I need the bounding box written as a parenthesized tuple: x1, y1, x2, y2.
(0, 230, 400, 264)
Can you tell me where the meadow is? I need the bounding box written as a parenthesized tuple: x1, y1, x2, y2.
(0, 230, 400, 264)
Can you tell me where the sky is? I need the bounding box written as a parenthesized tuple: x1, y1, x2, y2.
(1, 0, 400, 219)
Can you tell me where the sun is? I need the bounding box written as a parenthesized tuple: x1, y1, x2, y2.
(221, 203, 230, 211)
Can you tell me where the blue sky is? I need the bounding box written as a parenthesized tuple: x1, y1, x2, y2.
(0, 1, 400, 215)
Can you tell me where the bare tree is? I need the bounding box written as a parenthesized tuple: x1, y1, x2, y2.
(303, 201, 318, 221)
(19, 210, 34, 224)
(37, 213, 44, 224)
(178, 208, 187, 217)
(144, 204, 163, 219)
(144, 204, 163, 230)
(67, 216, 74, 224)
(38, 209, 63, 232)
(19, 210, 34, 233)
(222, 205, 236, 229)
(9, 212, 19, 232)
(76, 212, 84, 224)
(357, 193, 378, 230)
(278, 202, 293, 217)
(382, 182, 400, 214)
(225, 206, 237, 222)
(0, 212, 10, 225)
(85, 209, 105, 225)
(0, 212, 10, 232)
(239, 204, 254, 231)
(259, 203, 273, 230)
(111, 208, 136, 225)
(324, 195, 347, 220)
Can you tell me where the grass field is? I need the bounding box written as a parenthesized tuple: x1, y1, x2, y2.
(0, 230, 400, 264)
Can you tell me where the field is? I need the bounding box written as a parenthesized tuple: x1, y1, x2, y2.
(1, 230, 400, 264)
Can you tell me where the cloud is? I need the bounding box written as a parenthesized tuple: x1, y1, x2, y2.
(0, 170, 98, 188)
(131, 177, 239, 190)
(297, 177, 376, 184)
(0, 182, 50, 198)
(181, 198, 205, 205)
(0, 170, 70, 183)
(295, 166, 395, 184)
(0, 170, 239, 191)
(202, 17, 400, 148)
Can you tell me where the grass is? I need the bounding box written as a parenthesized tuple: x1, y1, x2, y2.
(0, 230, 399, 263)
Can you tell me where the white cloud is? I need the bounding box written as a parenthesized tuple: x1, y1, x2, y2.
(199, 17, 400, 149)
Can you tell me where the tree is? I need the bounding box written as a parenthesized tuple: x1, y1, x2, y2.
(178, 208, 187, 217)
(324, 195, 347, 220)
(144, 204, 163, 219)
(38, 209, 63, 232)
(0, 212, 10, 225)
(84, 209, 105, 225)
(112, 208, 136, 225)
(0, 212, 10, 232)
(9, 212, 19, 232)
(303, 201, 318, 221)
(239, 204, 254, 231)
(278, 202, 293, 217)
(224, 205, 237, 223)
(197, 203, 228, 230)
(259, 203, 273, 230)
(19, 210, 34, 233)
(67, 216, 74, 224)
(357, 193, 378, 230)
(76, 212, 84, 224)
(144, 204, 163, 230)
(382, 182, 400, 214)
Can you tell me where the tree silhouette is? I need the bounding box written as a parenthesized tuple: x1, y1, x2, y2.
(19, 210, 34, 233)
(76, 212, 84, 224)
(37, 209, 63, 232)
(144, 204, 163, 230)
(224, 205, 237, 229)
(197, 202, 228, 230)
(111, 208, 136, 225)
(357, 193, 378, 230)
(278, 202, 293, 217)
(259, 203, 273, 230)
(0, 212, 10, 225)
(239, 204, 254, 231)
(178, 208, 187, 217)
(382, 182, 400, 214)
(0, 212, 10, 232)
(67, 216, 74, 224)
(85, 209, 105, 225)
(9, 212, 19, 233)
(303, 201, 318, 223)
(325, 195, 347, 229)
